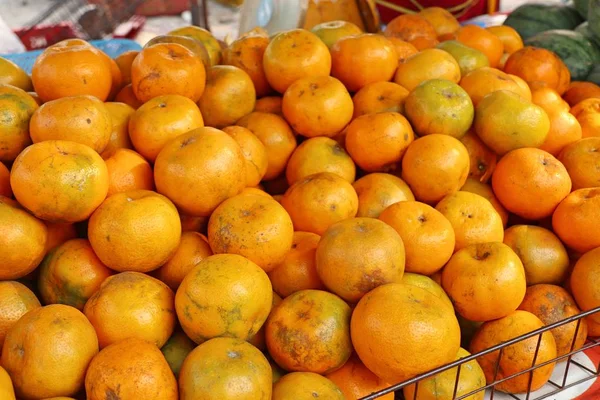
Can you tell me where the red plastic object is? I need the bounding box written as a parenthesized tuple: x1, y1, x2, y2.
(113, 15, 147, 39)
(134, 0, 191, 17)
(376, 0, 496, 24)
(14, 22, 82, 51)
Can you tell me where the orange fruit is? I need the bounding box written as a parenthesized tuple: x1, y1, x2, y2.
(559, 137, 600, 190)
(10, 140, 108, 223)
(346, 112, 414, 172)
(0, 281, 41, 349)
(263, 29, 331, 93)
(114, 83, 143, 109)
(504, 47, 570, 95)
(32, 39, 112, 102)
(198, 65, 256, 128)
(531, 86, 569, 113)
(237, 112, 297, 180)
(394, 49, 461, 92)
(351, 283, 460, 384)
(352, 81, 409, 118)
(38, 238, 112, 310)
(282, 76, 353, 138)
(470, 310, 557, 393)
(486, 25, 523, 54)
(492, 148, 571, 220)
(379, 201, 455, 276)
(281, 172, 358, 236)
(418, 7, 460, 39)
(436, 40, 490, 77)
(114, 50, 138, 86)
(85, 337, 178, 400)
(268, 231, 325, 297)
(539, 108, 583, 156)
(0, 162, 11, 198)
(0, 57, 32, 91)
(43, 221, 77, 254)
(401, 134, 470, 204)
(168, 25, 222, 67)
(316, 217, 405, 303)
(326, 354, 393, 400)
(330, 34, 398, 92)
(570, 98, 600, 138)
(460, 178, 509, 226)
(404, 79, 474, 139)
(101, 102, 134, 158)
(460, 130, 498, 183)
(459, 67, 529, 107)
(383, 14, 437, 49)
(0, 84, 38, 162)
(286, 137, 355, 185)
(144, 34, 212, 71)
(175, 254, 272, 344)
(553, 188, 600, 254)
(266, 289, 352, 373)
(2, 304, 98, 399)
(273, 372, 344, 400)
(0, 364, 16, 400)
(208, 193, 294, 272)
(247, 291, 282, 352)
(104, 148, 154, 196)
(254, 96, 282, 114)
(179, 337, 272, 399)
(519, 284, 587, 357)
(161, 329, 196, 377)
(571, 247, 600, 334)
(435, 191, 504, 252)
(154, 127, 246, 217)
(387, 37, 419, 63)
(131, 42, 206, 103)
(353, 172, 415, 218)
(88, 190, 181, 272)
(563, 81, 600, 107)
(311, 20, 363, 49)
(455, 25, 504, 68)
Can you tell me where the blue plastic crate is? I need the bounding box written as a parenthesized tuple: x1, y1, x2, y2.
(0, 39, 142, 75)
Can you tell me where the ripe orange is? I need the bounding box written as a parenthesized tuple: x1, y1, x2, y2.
(0, 57, 32, 91)
(101, 102, 134, 157)
(326, 354, 393, 400)
(353, 173, 414, 218)
(168, 25, 221, 67)
(144, 34, 212, 71)
(114, 50, 138, 86)
(0, 281, 41, 349)
(394, 49, 461, 91)
(418, 7, 460, 39)
(571, 247, 600, 335)
(402, 272, 454, 310)
(352, 81, 409, 118)
(553, 188, 600, 254)
(570, 98, 600, 138)
(459, 67, 529, 107)
(104, 148, 154, 197)
(383, 14, 437, 50)
(0, 84, 38, 162)
(273, 372, 344, 399)
(436, 40, 490, 77)
(559, 137, 600, 190)
(540, 108, 583, 156)
(459, 130, 498, 183)
(387, 37, 419, 63)
(564, 81, 600, 107)
(460, 178, 509, 226)
(531, 86, 569, 113)
(455, 25, 504, 68)
(114, 83, 143, 109)
(254, 96, 282, 114)
(286, 137, 355, 185)
(504, 47, 570, 94)
(487, 25, 523, 54)
(161, 329, 196, 377)
(311, 20, 362, 49)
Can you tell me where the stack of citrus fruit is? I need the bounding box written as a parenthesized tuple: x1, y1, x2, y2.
(1, 9, 600, 400)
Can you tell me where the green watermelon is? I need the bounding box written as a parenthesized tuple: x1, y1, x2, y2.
(575, 22, 600, 47)
(588, 64, 600, 85)
(525, 29, 600, 81)
(504, 4, 584, 40)
(573, 0, 589, 19)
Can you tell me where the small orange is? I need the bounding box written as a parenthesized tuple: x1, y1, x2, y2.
(0, 57, 32, 91)
(114, 83, 143, 109)
(0, 162, 11, 198)
(559, 137, 600, 190)
(383, 14, 437, 50)
(114, 50, 139, 86)
(394, 49, 461, 92)
(460, 178, 509, 226)
(311, 20, 363, 49)
(273, 372, 344, 400)
(104, 148, 154, 197)
(353, 172, 415, 218)
(570, 98, 600, 138)
(222, 125, 268, 187)
(0, 281, 41, 349)
(379, 201, 455, 276)
(459, 67, 530, 107)
(504, 47, 570, 95)
(352, 81, 409, 118)
(563, 81, 600, 107)
(387, 37, 419, 63)
(418, 7, 460, 39)
(101, 102, 134, 158)
(455, 25, 504, 68)
(0, 84, 38, 163)
(486, 25, 523, 54)
(326, 354, 394, 400)
(254, 96, 282, 114)
(552, 188, 600, 254)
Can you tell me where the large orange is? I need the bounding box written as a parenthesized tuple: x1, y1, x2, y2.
(88, 190, 181, 272)
(330, 34, 398, 92)
(316, 217, 405, 303)
(559, 137, 600, 190)
(553, 188, 600, 254)
(492, 148, 571, 220)
(394, 49, 461, 92)
(2, 304, 98, 399)
(564, 81, 600, 107)
(571, 247, 600, 335)
(282, 75, 353, 138)
(222, 125, 268, 187)
(455, 25, 504, 68)
(351, 283, 460, 384)
(460, 130, 498, 183)
(570, 98, 600, 138)
(85, 337, 178, 400)
(460, 178, 509, 226)
(401, 134, 470, 204)
(208, 193, 294, 272)
(101, 102, 134, 158)
(154, 127, 246, 217)
(0, 162, 10, 198)
(10, 140, 108, 222)
(266, 289, 352, 373)
(383, 14, 437, 50)
(179, 337, 272, 400)
(459, 67, 530, 107)
(175, 254, 272, 344)
(38, 238, 112, 310)
(0, 281, 41, 349)
(103, 148, 154, 196)
(326, 354, 393, 400)
(470, 310, 557, 393)
(379, 201, 455, 276)
(352, 81, 409, 118)
(273, 372, 344, 399)
(352, 173, 414, 218)
(504, 47, 570, 94)
(281, 172, 358, 236)
(0, 84, 38, 162)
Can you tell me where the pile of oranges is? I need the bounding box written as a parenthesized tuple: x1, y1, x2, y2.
(1, 6, 600, 400)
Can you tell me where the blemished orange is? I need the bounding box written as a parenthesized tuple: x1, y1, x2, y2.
(519, 284, 587, 357)
(175, 254, 272, 344)
(418, 7, 460, 38)
(504, 47, 570, 95)
(266, 289, 352, 373)
(486, 25, 523, 54)
(43, 221, 77, 254)
(0, 84, 38, 162)
(88, 190, 181, 272)
(570, 98, 600, 138)
(492, 148, 571, 220)
(104, 148, 154, 197)
(470, 311, 557, 393)
(263, 29, 331, 94)
(114, 83, 143, 109)
(346, 112, 414, 172)
(383, 14, 437, 50)
(0, 365, 16, 400)
(131, 42, 206, 102)
(460, 178, 509, 227)
(571, 247, 600, 330)
(352, 81, 409, 118)
(311, 20, 363, 49)
(460, 130, 498, 183)
(286, 136, 356, 185)
(455, 25, 504, 68)
(559, 137, 600, 190)
(237, 112, 297, 180)
(85, 337, 178, 400)
(246, 291, 282, 352)
(84, 272, 175, 348)
(379, 201, 455, 276)
(351, 283, 461, 384)
(198, 65, 256, 128)
(282, 75, 353, 138)
(208, 193, 294, 272)
(179, 337, 272, 400)
(459, 67, 530, 107)
(435, 191, 504, 252)
(563, 81, 600, 107)
(273, 372, 344, 400)
(281, 172, 359, 236)
(10, 140, 109, 223)
(387, 37, 419, 63)
(316, 218, 405, 303)
(268, 231, 325, 297)
(326, 354, 394, 400)
(128, 94, 204, 162)
(401, 134, 470, 204)
(0, 162, 10, 198)
(442, 242, 526, 322)
(38, 238, 113, 310)
(330, 34, 398, 92)
(154, 127, 246, 217)
(553, 188, 600, 254)
(503, 225, 570, 286)
(31, 39, 112, 102)
(0, 281, 41, 349)
(114, 50, 138, 86)
(101, 102, 134, 158)
(394, 49, 461, 92)
(254, 96, 282, 114)
(2, 304, 98, 399)
(0, 57, 32, 91)
(353, 173, 415, 218)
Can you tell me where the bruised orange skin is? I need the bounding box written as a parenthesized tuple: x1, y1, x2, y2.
(352, 81, 409, 118)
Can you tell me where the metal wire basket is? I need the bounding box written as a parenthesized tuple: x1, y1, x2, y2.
(359, 307, 600, 400)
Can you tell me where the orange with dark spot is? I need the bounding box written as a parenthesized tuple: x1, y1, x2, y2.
(460, 178, 509, 226)
(353, 173, 414, 218)
(352, 81, 409, 118)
